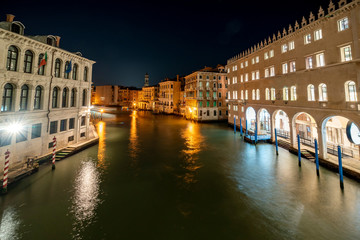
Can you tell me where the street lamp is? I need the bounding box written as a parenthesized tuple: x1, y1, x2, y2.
(100, 108, 104, 120)
(7, 122, 23, 134)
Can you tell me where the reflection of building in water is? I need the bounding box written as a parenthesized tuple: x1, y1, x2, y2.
(129, 111, 139, 159)
(97, 121, 106, 169)
(180, 122, 204, 186)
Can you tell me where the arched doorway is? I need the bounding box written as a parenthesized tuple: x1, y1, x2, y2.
(321, 116, 360, 159)
(258, 108, 271, 134)
(245, 107, 256, 132)
(292, 112, 318, 149)
(273, 110, 290, 142)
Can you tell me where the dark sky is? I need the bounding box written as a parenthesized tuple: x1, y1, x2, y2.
(2, 0, 331, 87)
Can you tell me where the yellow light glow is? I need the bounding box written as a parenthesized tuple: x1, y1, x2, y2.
(100, 109, 104, 113)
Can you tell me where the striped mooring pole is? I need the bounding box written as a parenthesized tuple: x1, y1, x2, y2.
(2, 150, 10, 193)
(297, 134, 301, 167)
(338, 145, 344, 189)
(275, 128, 279, 155)
(52, 136, 56, 170)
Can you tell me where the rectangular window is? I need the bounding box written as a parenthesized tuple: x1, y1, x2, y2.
(255, 56, 259, 63)
(314, 29, 322, 41)
(340, 45, 352, 62)
(270, 66, 275, 76)
(81, 116, 86, 126)
(338, 17, 349, 32)
(305, 56, 313, 69)
(50, 121, 58, 134)
(199, 101, 203, 108)
(245, 73, 248, 82)
(68, 136, 74, 142)
(31, 123, 41, 139)
(213, 101, 216, 107)
(282, 63, 288, 74)
(281, 44, 288, 53)
(265, 68, 269, 78)
(255, 70, 260, 80)
(289, 61, 296, 72)
(304, 34, 311, 44)
(80, 132, 86, 137)
(316, 53, 325, 67)
(218, 102, 222, 107)
(252, 58, 255, 64)
(245, 61, 248, 67)
(240, 62, 244, 68)
(69, 118, 75, 129)
(60, 119, 67, 132)
(16, 127, 28, 143)
(264, 52, 269, 60)
(207, 110, 210, 116)
(289, 41, 295, 50)
(207, 101, 210, 107)
(219, 110, 222, 116)
(251, 72, 255, 80)
(269, 50, 274, 58)
(240, 75, 243, 82)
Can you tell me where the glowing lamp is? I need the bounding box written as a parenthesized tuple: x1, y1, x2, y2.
(8, 123, 23, 134)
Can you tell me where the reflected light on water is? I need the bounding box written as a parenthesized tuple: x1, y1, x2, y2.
(129, 111, 139, 159)
(97, 121, 107, 169)
(0, 207, 20, 240)
(71, 161, 101, 239)
(180, 122, 204, 185)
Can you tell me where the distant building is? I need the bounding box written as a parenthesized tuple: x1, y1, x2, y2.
(92, 85, 119, 106)
(185, 65, 228, 121)
(157, 77, 181, 114)
(0, 14, 96, 170)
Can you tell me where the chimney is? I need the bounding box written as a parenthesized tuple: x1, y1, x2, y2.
(55, 36, 61, 47)
(177, 75, 179, 82)
(6, 14, 15, 22)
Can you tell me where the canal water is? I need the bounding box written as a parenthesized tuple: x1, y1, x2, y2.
(0, 111, 360, 240)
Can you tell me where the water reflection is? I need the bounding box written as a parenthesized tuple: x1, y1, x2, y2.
(179, 122, 204, 186)
(97, 121, 107, 169)
(0, 207, 20, 240)
(71, 160, 101, 239)
(129, 111, 139, 159)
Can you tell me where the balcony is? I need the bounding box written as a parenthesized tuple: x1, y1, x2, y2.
(213, 88, 217, 91)
(206, 97, 211, 100)
(196, 97, 204, 100)
(196, 87, 203, 90)
(213, 96, 218, 100)
(206, 87, 210, 91)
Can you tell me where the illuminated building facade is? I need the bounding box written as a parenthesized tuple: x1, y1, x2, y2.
(158, 78, 181, 114)
(226, 0, 360, 160)
(0, 14, 96, 170)
(185, 65, 228, 121)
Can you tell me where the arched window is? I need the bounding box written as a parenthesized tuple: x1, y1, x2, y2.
(291, 86, 297, 101)
(1, 83, 14, 112)
(265, 88, 270, 100)
(38, 54, 45, 75)
(84, 67, 88, 82)
(24, 50, 33, 73)
(271, 88, 276, 100)
(55, 59, 61, 78)
(252, 89, 255, 100)
(47, 36, 56, 46)
(52, 87, 59, 108)
(11, 23, 21, 34)
(62, 88, 68, 108)
(256, 89, 260, 100)
(72, 63, 78, 80)
(71, 88, 76, 107)
(241, 90, 244, 100)
(7, 45, 18, 71)
(34, 86, 42, 110)
(64, 61, 70, 79)
(307, 84, 315, 101)
(345, 81, 357, 102)
(283, 87, 289, 101)
(82, 89, 87, 106)
(245, 90, 248, 100)
(319, 84, 327, 101)
(20, 85, 29, 111)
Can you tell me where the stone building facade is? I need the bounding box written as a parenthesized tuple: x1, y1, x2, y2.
(226, 0, 360, 159)
(0, 15, 96, 170)
(158, 79, 181, 114)
(185, 65, 228, 121)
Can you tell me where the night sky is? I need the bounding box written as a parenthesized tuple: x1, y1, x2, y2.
(2, 0, 331, 87)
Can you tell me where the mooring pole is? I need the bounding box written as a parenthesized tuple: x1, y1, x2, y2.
(255, 122, 258, 144)
(52, 136, 56, 170)
(2, 150, 10, 194)
(245, 120, 248, 136)
(315, 139, 319, 177)
(297, 134, 301, 167)
(337, 145, 344, 189)
(240, 118, 243, 136)
(234, 116, 236, 134)
(275, 128, 279, 155)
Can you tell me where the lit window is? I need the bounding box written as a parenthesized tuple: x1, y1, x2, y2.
(319, 84, 327, 101)
(256, 89, 260, 100)
(245, 90, 248, 100)
(241, 62, 244, 68)
(340, 45, 352, 62)
(255, 56, 259, 63)
(241, 90, 244, 100)
(345, 81, 357, 102)
(245, 61, 248, 67)
(227, 68, 230, 73)
(314, 29, 322, 41)
(245, 73, 248, 82)
(252, 89, 255, 100)
(265, 68, 269, 78)
(305, 56, 313, 69)
(289, 41, 295, 50)
(255, 71, 260, 79)
(252, 58, 255, 64)
(283, 87, 289, 101)
(316, 53, 325, 67)
(282, 63, 288, 74)
(270, 88, 276, 101)
(232, 91, 238, 99)
(307, 84, 315, 101)
(264, 52, 269, 60)
(289, 61, 296, 72)
(265, 88, 270, 100)
(281, 44, 288, 53)
(338, 17, 349, 32)
(240, 75, 243, 82)
(270, 66, 275, 76)
(291, 86, 297, 101)
(251, 72, 255, 80)
(304, 34, 311, 44)
(269, 50, 274, 58)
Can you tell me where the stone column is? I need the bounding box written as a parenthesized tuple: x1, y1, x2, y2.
(317, 126, 327, 159)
